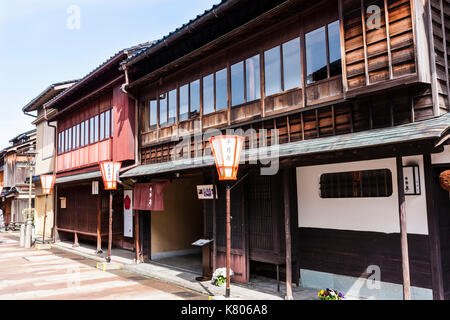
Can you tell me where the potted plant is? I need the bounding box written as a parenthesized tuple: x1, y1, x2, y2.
(212, 268, 234, 287)
(318, 288, 344, 300)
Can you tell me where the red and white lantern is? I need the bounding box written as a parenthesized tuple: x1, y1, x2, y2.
(99, 161, 122, 190)
(209, 135, 244, 181)
(40, 175, 56, 195)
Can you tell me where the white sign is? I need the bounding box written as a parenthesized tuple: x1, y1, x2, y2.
(192, 239, 213, 247)
(196, 185, 217, 200)
(403, 165, 420, 195)
(92, 181, 99, 195)
(60, 197, 66, 209)
(123, 190, 133, 237)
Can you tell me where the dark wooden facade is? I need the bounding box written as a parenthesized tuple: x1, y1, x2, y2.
(125, 0, 450, 298)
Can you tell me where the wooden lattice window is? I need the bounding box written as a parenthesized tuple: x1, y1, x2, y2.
(320, 169, 393, 198)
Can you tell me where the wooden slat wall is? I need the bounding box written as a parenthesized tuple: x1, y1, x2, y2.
(429, 0, 450, 113)
(343, 0, 416, 89)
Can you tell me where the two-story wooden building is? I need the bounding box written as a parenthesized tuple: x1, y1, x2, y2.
(43, 44, 152, 253)
(120, 0, 450, 300)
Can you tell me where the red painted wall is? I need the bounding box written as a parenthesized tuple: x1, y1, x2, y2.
(112, 86, 135, 162)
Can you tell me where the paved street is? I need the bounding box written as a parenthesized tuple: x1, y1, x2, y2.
(0, 232, 207, 300)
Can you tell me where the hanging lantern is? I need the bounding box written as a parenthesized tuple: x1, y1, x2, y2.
(99, 161, 122, 190)
(209, 135, 244, 181)
(439, 170, 450, 192)
(40, 175, 56, 195)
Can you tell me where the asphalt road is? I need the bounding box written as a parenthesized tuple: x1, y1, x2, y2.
(0, 232, 207, 300)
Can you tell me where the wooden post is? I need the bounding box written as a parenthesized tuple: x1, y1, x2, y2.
(225, 185, 231, 298)
(134, 210, 140, 262)
(106, 191, 113, 263)
(283, 170, 293, 300)
(423, 153, 445, 299)
(74, 232, 79, 247)
(42, 194, 48, 244)
(396, 156, 411, 300)
(212, 175, 217, 272)
(52, 186, 58, 243)
(96, 192, 102, 254)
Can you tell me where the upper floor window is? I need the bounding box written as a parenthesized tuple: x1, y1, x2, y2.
(149, 100, 157, 129)
(203, 74, 214, 115)
(159, 93, 167, 127)
(231, 54, 261, 107)
(264, 37, 302, 96)
(179, 84, 189, 122)
(168, 89, 177, 125)
(306, 20, 342, 84)
(215, 68, 228, 111)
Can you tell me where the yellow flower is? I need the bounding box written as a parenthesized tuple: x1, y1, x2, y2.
(320, 290, 324, 295)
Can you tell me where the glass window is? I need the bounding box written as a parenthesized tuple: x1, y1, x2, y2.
(100, 113, 105, 141)
(190, 80, 200, 117)
(320, 169, 393, 198)
(68, 128, 72, 151)
(94, 115, 99, 142)
(306, 26, 327, 84)
(179, 84, 189, 122)
(149, 100, 157, 128)
(282, 37, 302, 90)
(76, 124, 80, 149)
(328, 20, 342, 77)
(159, 93, 167, 127)
(80, 122, 85, 147)
(264, 46, 282, 96)
(215, 68, 227, 111)
(231, 61, 244, 107)
(90, 117, 95, 144)
(246, 55, 261, 101)
(111, 111, 113, 138)
(84, 120, 89, 145)
(105, 110, 111, 139)
(168, 89, 177, 125)
(203, 74, 214, 115)
(58, 133, 62, 154)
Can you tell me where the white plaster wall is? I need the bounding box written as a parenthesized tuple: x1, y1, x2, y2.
(431, 145, 450, 164)
(296, 157, 428, 235)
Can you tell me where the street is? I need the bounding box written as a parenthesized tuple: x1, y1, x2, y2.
(0, 232, 207, 300)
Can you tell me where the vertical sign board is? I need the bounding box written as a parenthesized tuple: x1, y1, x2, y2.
(403, 165, 421, 195)
(123, 190, 133, 237)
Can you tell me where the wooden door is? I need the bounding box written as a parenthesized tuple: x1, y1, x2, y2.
(139, 211, 151, 262)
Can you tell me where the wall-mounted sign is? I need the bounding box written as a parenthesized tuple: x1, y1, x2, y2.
(92, 181, 99, 195)
(123, 190, 133, 237)
(197, 185, 218, 200)
(192, 239, 213, 247)
(60, 197, 67, 209)
(403, 165, 420, 195)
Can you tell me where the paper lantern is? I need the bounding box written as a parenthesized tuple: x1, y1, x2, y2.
(209, 135, 244, 180)
(40, 175, 56, 195)
(99, 161, 122, 190)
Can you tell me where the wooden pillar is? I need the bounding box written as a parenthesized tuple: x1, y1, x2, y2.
(212, 173, 217, 272)
(107, 191, 113, 262)
(52, 185, 58, 243)
(423, 154, 445, 299)
(283, 170, 293, 300)
(74, 232, 79, 247)
(96, 192, 102, 253)
(134, 210, 140, 262)
(396, 156, 411, 300)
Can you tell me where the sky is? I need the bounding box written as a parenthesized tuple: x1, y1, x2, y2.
(0, 0, 220, 148)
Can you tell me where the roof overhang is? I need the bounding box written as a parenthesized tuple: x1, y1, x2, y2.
(22, 81, 77, 113)
(121, 113, 450, 179)
(55, 170, 102, 185)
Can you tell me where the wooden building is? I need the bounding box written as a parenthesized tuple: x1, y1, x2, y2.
(43, 43, 152, 252)
(120, 0, 450, 300)
(0, 130, 36, 230)
(22, 80, 77, 240)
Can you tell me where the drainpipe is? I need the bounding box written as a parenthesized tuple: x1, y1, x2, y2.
(44, 107, 58, 243)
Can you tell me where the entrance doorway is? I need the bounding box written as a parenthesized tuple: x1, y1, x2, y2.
(139, 211, 151, 262)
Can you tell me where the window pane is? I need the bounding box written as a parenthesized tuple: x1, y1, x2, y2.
(264, 46, 282, 96)
(231, 61, 244, 106)
(149, 101, 157, 128)
(203, 74, 214, 115)
(68, 128, 72, 151)
(246, 55, 261, 101)
(90, 118, 94, 144)
(85, 120, 89, 145)
(76, 124, 80, 149)
(179, 84, 189, 122)
(105, 110, 110, 138)
(111, 111, 113, 137)
(59, 133, 62, 154)
(306, 26, 327, 84)
(282, 37, 302, 90)
(168, 89, 177, 125)
(94, 115, 99, 142)
(190, 80, 200, 117)
(215, 68, 227, 111)
(100, 113, 105, 141)
(328, 20, 342, 77)
(80, 122, 85, 147)
(159, 93, 167, 126)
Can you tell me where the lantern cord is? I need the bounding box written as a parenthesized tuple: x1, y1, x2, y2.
(229, 172, 250, 191)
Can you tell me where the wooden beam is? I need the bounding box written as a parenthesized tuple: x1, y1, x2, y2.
(135, 210, 140, 262)
(426, 0, 441, 116)
(423, 153, 445, 299)
(283, 169, 293, 300)
(439, 0, 450, 110)
(360, 0, 370, 85)
(396, 156, 411, 300)
(338, 0, 348, 93)
(384, 0, 394, 80)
